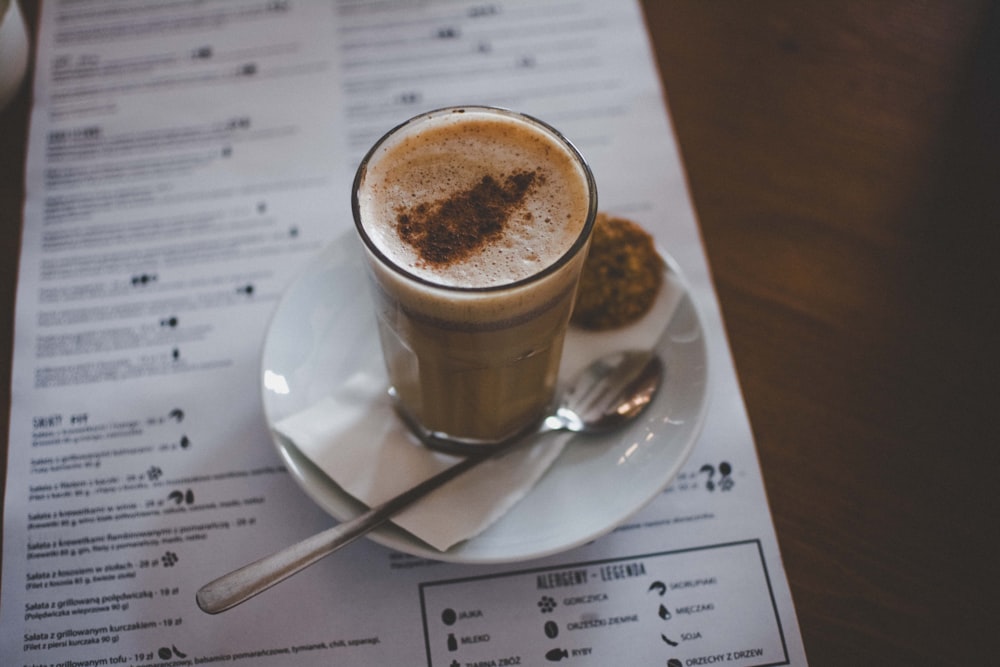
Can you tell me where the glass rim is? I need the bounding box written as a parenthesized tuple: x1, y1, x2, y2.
(351, 105, 598, 294)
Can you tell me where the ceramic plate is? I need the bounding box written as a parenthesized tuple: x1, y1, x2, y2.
(261, 232, 709, 563)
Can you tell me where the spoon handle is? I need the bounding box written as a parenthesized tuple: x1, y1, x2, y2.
(196, 447, 498, 614)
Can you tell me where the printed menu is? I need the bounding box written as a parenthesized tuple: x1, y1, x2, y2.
(2, 1, 808, 665)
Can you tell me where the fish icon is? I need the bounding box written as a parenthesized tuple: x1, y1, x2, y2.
(545, 648, 569, 662)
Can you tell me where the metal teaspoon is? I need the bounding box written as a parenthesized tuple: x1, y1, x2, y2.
(196, 350, 664, 614)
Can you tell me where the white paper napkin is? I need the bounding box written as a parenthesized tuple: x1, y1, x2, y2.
(275, 369, 572, 552)
(273, 265, 684, 553)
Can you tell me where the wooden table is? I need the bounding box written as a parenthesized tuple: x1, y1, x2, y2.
(2, 2, 995, 664)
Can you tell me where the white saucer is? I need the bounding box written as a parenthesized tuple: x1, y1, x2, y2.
(261, 232, 709, 563)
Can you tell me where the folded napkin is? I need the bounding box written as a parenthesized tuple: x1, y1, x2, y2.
(273, 264, 684, 553)
(275, 369, 571, 552)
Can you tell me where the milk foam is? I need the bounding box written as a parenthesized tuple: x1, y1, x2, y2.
(356, 109, 591, 288)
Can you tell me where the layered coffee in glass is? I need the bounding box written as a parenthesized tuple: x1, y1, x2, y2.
(352, 106, 597, 453)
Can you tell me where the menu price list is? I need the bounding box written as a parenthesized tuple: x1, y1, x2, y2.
(13, 541, 791, 667)
(21, 621, 387, 667)
(18, 622, 391, 667)
(4, 1, 808, 665)
(18, 641, 387, 667)
(420, 540, 789, 667)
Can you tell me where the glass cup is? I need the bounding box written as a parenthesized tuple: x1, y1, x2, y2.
(352, 106, 598, 453)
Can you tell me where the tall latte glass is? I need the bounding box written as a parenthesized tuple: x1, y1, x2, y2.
(352, 107, 597, 453)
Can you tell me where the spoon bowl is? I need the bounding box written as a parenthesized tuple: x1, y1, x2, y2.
(545, 350, 662, 434)
(197, 350, 664, 614)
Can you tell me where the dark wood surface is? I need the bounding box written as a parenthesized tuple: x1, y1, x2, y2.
(641, 2, 997, 664)
(2, 2, 995, 664)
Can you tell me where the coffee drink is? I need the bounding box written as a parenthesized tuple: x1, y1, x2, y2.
(353, 107, 597, 450)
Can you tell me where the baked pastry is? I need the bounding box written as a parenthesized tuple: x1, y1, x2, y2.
(571, 213, 664, 330)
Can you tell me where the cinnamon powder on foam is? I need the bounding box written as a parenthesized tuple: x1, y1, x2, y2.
(395, 170, 541, 267)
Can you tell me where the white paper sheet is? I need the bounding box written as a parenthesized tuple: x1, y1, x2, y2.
(2, 1, 807, 665)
